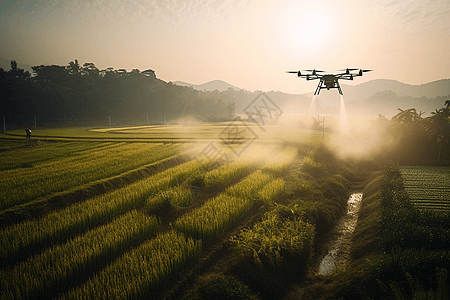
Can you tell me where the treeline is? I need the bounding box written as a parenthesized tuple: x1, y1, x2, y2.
(371, 104, 450, 165)
(0, 60, 239, 126)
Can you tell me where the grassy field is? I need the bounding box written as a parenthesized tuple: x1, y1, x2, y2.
(1, 124, 448, 299)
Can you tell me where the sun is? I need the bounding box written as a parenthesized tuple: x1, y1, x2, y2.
(283, 6, 332, 51)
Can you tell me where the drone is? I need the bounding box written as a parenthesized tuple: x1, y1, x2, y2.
(286, 68, 372, 95)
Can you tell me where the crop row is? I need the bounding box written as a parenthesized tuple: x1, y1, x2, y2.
(262, 146, 298, 176)
(175, 170, 281, 241)
(0, 142, 187, 210)
(146, 158, 261, 213)
(0, 141, 118, 171)
(0, 211, 159, 300)
(203, 160, 256, 189)
(61, 231, 202, 300)
(0, 158, 206, 266)
(257, 178, 286, 205)
(400, 166, 450, 212)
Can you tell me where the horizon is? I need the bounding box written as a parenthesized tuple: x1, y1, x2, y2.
(1, 0, 449, 94)
(0, 56, 450, 95)
(2, 56, 449, 95)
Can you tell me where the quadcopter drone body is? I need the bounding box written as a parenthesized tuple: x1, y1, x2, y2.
(287, 68, 372, 95)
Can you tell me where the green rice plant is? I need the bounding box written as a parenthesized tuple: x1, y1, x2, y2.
(203, 160, 254, 190)
(174, 170, 275, 242)
(0, 141, 118, 171)
(400, 166, 450, 212)
(146, 185, 194, 213)
(0, 211, 159, 300)
(175, 193, 252, 241)
(387, 268, 449, 300)
(184, 273, 257, 300)
(61, 231, 201, 300)
(262, 146, 297, 176)
(301, 150, 325, 177)
(0, 158, 205, 266)
(381, 166, 450, 251)
(257, 178, 285, 205)
(0, 142, 186, 210)
(225, 170, 274, 200)
(230, 210, 315, 271)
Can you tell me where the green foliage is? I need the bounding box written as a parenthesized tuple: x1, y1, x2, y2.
(1, 60, 241, 126)
(374, 166, 450, 299)
(347, 173, 384, 266)
(175, 171, 277, 241)
(387, 268, 449, 300)
(225, 170, 274, 200)
(381, 166, 450, 251)
(175, 193, 252, 241)
(400, 166, 450, 212)
(62, 231, 202, 300)
(184, 273, 257, 300)
(374, 105, 450, 165)
(0, 158, 205, 266)
(231, 210, 315, 272)
(257, 178, 285, 205)
(146, 185, 194, 214)
(302, 150, 325, 177)
(0, 142, 182, 210)
(0, 211, 159, 300)
(203, 160, 255, 190)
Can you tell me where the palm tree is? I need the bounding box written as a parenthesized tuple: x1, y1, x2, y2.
(428, 102, 450, 162)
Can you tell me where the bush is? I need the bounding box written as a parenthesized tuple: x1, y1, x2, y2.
(302, 150, 325, 177)
(230, 211, 314, 273)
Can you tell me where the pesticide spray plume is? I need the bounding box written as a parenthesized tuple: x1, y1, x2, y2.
(327, 114, 389, 161)
(340, 95, 349, 135)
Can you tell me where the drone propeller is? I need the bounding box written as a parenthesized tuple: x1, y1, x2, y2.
(303, 69, 324, 76)
(286, 70, 303, 77)
(357, 69, 372, 76)
(338, 68, 359, 75)
(304, 69, 324, 73)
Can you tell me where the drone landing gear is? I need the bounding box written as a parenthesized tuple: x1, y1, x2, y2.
(313, 81, 344, 95)
(337, 82, 343, 95)
(314, 82, 321, 95)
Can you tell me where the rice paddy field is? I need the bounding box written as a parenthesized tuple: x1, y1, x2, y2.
(0, 124, 307, 299)
(1, 124, 448, 300)
(3, 121, 327, 145)
(400, 166, 450, 212)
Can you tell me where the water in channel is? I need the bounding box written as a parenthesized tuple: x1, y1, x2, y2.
(318, 193, 363, 275)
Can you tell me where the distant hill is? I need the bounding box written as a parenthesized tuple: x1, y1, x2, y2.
(312, 79, 450, 103)
(342, 79, 450, 100)
(173, 80, 240, 92)
(0, 57, 33, 73)
(173, 78, 450, 117)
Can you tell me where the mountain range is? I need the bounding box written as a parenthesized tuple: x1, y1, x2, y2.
(175, 78, 450, 117)
(2, 55, 448, 118)
(173, 80, 240, 92)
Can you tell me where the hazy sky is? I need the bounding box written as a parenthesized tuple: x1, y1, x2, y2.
(1, 0, 449, 94)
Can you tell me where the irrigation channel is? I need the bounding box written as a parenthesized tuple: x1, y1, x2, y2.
(318, 193, 363, 275)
